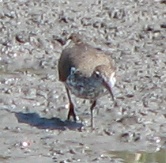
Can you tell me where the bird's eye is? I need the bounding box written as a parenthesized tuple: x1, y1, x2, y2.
(95, 71, 100, 78)
(70, 67, 77, 74)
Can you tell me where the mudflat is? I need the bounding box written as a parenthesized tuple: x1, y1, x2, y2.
(0, 0, 166, 162)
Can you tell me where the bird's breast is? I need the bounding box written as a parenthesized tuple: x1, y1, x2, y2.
(66, 72, 107, 99)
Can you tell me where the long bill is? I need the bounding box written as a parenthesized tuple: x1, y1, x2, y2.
(103, 80, 115, 101)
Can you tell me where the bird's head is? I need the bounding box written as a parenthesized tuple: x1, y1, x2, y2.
(93, 65, 116, 100)
(68, 33, 83, 44)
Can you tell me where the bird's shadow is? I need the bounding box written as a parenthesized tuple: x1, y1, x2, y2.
(14, 112, 83, 131)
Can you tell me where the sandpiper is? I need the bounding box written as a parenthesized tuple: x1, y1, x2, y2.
(58, 33, 116, 127)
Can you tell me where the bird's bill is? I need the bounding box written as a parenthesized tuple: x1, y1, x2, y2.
(103, 80, 115, 101)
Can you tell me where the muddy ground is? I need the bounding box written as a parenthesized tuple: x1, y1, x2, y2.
(0, 0, 166, 162)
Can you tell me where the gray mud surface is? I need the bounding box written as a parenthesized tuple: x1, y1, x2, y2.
(0, 0, 166, 162)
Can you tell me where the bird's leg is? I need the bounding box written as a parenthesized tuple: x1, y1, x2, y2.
(90, 100, 97, 128)
(65, 87, 77, 121)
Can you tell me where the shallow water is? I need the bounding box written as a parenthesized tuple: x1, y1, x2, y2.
(108, 150, 166, 163)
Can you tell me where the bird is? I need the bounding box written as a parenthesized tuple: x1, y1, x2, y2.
(58, 33, 116, 128)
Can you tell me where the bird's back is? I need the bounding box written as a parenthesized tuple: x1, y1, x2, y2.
(58, 35, 114, 82)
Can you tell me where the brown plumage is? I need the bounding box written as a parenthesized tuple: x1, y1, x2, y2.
(58, 33, 116, 128)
